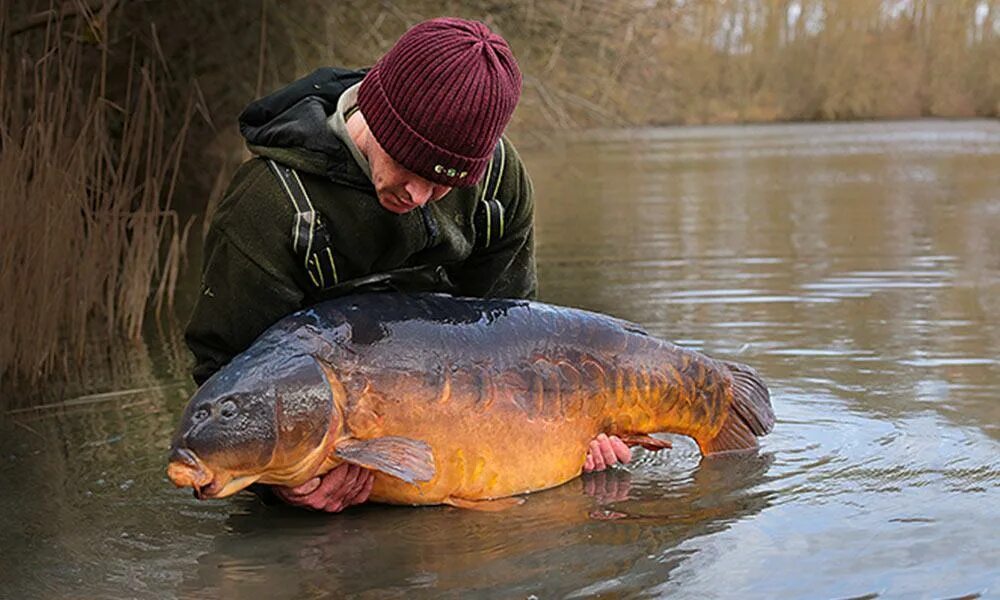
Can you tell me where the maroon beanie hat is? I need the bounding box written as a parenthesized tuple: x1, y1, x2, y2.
(357, 17, 522, 187)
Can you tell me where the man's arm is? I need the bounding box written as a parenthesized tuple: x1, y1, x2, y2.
(447, 138, 538, 300)
(185, 160, 308, 384)
(185, 228, 305, 385)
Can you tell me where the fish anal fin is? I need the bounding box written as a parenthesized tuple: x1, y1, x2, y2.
(444, 496, 525, 512)
(334, 436, 435, 484)
(620, 434, 673, 451)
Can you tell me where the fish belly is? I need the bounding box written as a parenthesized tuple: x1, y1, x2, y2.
(366, 411, 600, 505)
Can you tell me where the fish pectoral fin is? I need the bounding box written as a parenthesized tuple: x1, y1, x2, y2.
(334, 436, 435, 484)
(444, 496, 525, 512)
(620, 434, 673, 452)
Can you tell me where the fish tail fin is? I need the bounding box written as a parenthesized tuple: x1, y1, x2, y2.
(698, 361, 774, 455)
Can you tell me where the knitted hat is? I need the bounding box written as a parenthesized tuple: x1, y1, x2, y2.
(357, 18, 522, 187)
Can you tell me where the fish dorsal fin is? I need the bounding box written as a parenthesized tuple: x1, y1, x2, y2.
(445, 496, 526, 512)
(334, 436, 435, 484)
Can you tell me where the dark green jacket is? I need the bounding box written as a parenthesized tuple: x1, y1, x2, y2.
(185, 68, 537, 384)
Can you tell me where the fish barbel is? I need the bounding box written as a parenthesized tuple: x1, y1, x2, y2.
(167, 293, 774, 509)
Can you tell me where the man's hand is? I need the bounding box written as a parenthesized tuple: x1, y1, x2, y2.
(272, 463, 374, 513)
(584, 433, 632, 472)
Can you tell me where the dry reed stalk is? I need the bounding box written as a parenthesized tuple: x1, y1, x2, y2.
(0, 16, 191, 406)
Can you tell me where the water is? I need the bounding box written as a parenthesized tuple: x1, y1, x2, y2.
(2, 120, 998, 599)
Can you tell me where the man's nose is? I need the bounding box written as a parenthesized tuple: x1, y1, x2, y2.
(404, 180, 433, 207)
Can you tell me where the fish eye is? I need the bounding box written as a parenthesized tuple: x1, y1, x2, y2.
(220, 399, 238, 419)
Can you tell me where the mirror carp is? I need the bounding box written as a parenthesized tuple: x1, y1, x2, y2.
(167, 293, 774, 510)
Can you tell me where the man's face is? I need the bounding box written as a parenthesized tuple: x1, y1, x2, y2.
(367, 134, 453, 214)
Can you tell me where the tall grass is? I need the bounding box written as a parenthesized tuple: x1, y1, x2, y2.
(0, 15, 192, 402)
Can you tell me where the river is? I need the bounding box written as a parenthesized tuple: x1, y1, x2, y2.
(1, 120, 998, 599)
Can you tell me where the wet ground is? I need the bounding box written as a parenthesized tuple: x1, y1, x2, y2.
(2, 120, 998, 599)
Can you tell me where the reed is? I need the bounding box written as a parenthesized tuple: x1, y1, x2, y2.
(0, 15, 191, 404)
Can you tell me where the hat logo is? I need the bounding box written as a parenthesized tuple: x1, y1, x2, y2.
(434, 164, 468, 178)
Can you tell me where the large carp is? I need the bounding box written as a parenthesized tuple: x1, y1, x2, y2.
(167, 293, 774, 509)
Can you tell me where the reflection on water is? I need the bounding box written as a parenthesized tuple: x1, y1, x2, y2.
(177, 454, 773, 599)
(2, 120, 998, 598)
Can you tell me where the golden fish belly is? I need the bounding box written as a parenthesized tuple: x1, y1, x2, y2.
(367, 412, 601, 505)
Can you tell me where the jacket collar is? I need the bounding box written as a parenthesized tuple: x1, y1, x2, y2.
(239, 67, 372, 190)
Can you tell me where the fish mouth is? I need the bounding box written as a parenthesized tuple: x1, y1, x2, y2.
(202, 474, 261, 499)
(167, 447, 213, 491)
(166, 447, 260, 500)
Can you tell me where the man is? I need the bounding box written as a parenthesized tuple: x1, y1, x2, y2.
(186, 17, 631, 513)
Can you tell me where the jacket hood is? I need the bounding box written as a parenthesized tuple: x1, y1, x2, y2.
(239, 67, 370, 185)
